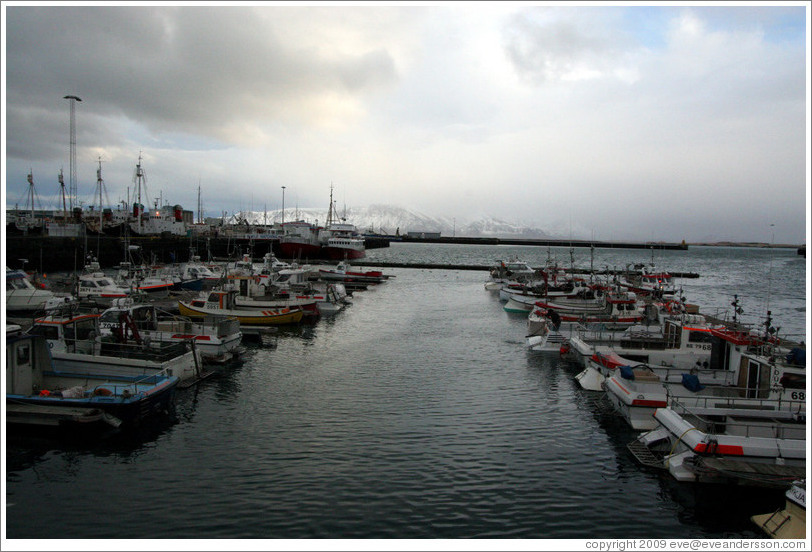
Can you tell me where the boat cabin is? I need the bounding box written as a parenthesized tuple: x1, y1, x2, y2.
(615, 315, 715, 356)
(705, 328, 806, 399)
(7, 334, 50, 396)
(27, 313, 101, 354)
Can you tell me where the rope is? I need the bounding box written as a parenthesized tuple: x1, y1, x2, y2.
(665, 426, 701, 468)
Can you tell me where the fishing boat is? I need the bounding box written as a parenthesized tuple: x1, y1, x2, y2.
(97, 298, 243, 364)
(7, 332, 179, 429)
(25, 310, 202, 386)
(751, 480, 806, 539)
(602, 326, 806, 431)
(179, 289, 304, 326)
(226, 273, 320, 316)
(279, 221, 322, 260)
(115, 257, 174, 299)
(627, 395, 805, 487)
(570, 312, 722, 391)
(501, 281, 592, 312)
(526, 300, 660, 351)
(75, 257, 134, 305)
(618, 262, 678, 299)
(318, 261, 389, 285)
(179, 251, 222, 289)
(318, 185, 366, 260)
(485, 258, 536, 291)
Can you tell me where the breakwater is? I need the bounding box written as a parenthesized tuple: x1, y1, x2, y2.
(357, 260, 700, 278)
(398, 235, 689, 250)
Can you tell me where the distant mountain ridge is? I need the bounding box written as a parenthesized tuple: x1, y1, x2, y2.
(226, 204, 554, 239)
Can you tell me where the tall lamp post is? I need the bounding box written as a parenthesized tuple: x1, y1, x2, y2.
(281, 186, 286, 225)
(64, 95, 82, 211)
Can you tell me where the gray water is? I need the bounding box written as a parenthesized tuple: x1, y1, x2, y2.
(4, 243, 807, 541)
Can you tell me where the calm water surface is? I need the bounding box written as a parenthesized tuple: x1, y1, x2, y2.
(4, 244, 807, 540)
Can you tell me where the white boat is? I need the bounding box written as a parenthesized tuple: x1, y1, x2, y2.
(115, 260, 174, 299)
(526, 306, 658, 352)
(6, 268, 72, 314)
(618, 262, 679, 299)
(97, 299, 243, 364)
(485, 258, 536, 291)
(181, 253, 222, 289)
(317, 261, 388, 285)
(570, 313, 721, 390)
(25, 311, 202, 386)
(227, 273, 321, 317)
(76, 259, 134, 305)
(628, 396, 805, 487)
(602, 327, 806, 431)
(751, 480, 806, 539)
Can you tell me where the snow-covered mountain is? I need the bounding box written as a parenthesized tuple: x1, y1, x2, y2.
(222, 204, 554, 239)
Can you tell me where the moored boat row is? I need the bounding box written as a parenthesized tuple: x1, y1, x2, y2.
(485, 254, 806, 535)
(6, 252, 394, 438)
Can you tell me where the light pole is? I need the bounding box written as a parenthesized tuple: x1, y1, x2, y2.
(64, 95, 82, 211)
(281, 186, 286, 224)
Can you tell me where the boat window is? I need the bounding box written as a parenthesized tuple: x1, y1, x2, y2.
(98, 279, 113, 287)
(191, 300, 205, 307)
(16, 343, 31, 365)
(82, 280, 97, 288)
(780, 373, 805, 390)
(76, 319, 97, 340)
(99, 311, 120, 324)
(28, 325, 59, 340)
(688, 330, 714, 343)
(664, 321, 681, 347)
(9, 279, 30, 290)
(207, 293, 221, 302)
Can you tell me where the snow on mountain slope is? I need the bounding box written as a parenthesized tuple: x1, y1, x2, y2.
(226, 204, 554, 239)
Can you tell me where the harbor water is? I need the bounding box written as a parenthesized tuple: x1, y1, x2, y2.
(4, 243, 808, 541)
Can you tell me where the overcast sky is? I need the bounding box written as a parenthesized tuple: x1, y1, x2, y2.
(3, 2, 809, 244)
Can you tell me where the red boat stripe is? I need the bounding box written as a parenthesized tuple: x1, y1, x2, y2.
(631, 399, 667, 407)
(694, 443, 744, 455)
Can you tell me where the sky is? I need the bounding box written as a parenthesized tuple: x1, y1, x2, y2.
(2, 1, 810, 244)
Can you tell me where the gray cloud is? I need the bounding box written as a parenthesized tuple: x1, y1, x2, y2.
(3, 4, 808, 244)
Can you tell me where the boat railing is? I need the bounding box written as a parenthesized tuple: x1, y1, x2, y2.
(87, 370, 174, 396)
(667, 396, 806, 440)
(91, 336, 190, 362)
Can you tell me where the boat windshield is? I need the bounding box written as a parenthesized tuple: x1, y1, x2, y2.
(8, 278, 33, 290)
(99, 310, 121, 324)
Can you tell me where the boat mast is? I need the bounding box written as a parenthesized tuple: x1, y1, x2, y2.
(27, 171, 35, 220)
(134, 153, 146, 233)
(96, 158, 104, 232)
(326, 183, 335, 227)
